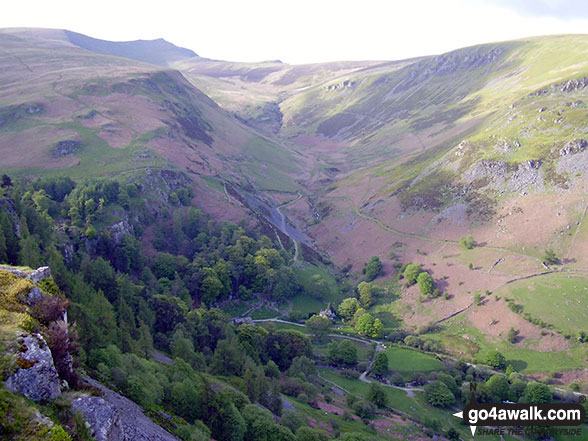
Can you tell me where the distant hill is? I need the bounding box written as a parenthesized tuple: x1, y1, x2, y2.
(64, 30, 199, 66)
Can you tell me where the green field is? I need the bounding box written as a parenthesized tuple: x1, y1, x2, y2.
(288, 263, 344, 316)
(442, 319, 587, 373)
(502, 274, 588, 334)
(318, 368, 501, 441)
(385, 347, 446, 374)
(250, 307, 280, 320)
(313, 338, 372, 360)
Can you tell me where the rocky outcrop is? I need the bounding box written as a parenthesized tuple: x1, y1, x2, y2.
(0, 265, 51, 282)
(559, 139, 587, 156)
(72, 396, 124, 441)
(53, 140, 81, 157)
(81, 378, 180, 441)
(108, 219, 133, 244)
(28, 266, 52, 282)
(5, 334, 61, 402)
(530, 76, 588, 96)
(462, 159, 544, 193)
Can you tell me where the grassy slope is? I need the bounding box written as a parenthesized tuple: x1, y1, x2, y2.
(0, 31, 302, 197)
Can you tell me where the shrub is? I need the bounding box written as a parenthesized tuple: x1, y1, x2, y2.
(459, 235, 475, 250)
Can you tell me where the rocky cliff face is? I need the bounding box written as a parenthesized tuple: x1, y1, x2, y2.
(1, 265, 180, 441)
(80, 378, 180, 441)
(5, 333, 61, 402)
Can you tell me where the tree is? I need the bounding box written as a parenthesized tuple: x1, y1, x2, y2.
(403, 263, 422, 285)
(211, 337, 245, 376)
(357, 281, 374, 308)
(459, 235, 475, 250)
(486, 375, 509, 401)
(417, 271, 434, 296)
(543, 248, 560, 265)
(367, 382, 388, 408)
(338, 297, 360, 321)
(371, 352, 388, 376)
(327, 340, 357, 367)
(355, 313, 383, 338)
(521, 382, 552, 404)
(1, 174, 12, 188)
(200, 272, 224, 305)
(507, 327, 518, 344)
(305, 314, 331, 341)
(288, 355, 316, 380)
(425, 381, 455, 407)
(149, 295, 187, 334)
(364, 256, 382, 282)
(485, 350, 507, 370)
(209, 394, 246, 441)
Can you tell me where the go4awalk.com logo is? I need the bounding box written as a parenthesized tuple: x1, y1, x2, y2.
(453, 386, 586, 437)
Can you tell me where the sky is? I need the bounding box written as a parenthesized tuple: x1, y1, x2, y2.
(2, 0, 588, 64)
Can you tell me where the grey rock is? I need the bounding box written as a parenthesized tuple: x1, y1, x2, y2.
(72, 396, 124, 441)
(108, 220, 133, 244)
(27, 266, 51, 283)
(84, 377, 180, 441)
(26, 286, 45, 306)
(5, 334, 61, 402)
(559, 139, 587, 156)
(53, 140, 81, 157)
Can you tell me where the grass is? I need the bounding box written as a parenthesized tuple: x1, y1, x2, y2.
(442, 316, 587, 373)
(250, 307, 280, 320)
(313, 338, 372, 360)
(257, 321, 310, 334)
(289, 294, 326, 317)
(501, 274, 588, 334)
(293, 263, 342, 303)
(384, 347, 446, 374)
(318, 367, 501, 441)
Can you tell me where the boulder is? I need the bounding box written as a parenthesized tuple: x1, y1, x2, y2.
(72, 396, 124, 441)
(5, 334, 61, 402)
(27, 266, 52, 283)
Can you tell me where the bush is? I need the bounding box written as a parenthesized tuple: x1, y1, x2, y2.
(459, 235, 475, 250)
(543, 248, 560, 265)
(367, 382, 388, 408)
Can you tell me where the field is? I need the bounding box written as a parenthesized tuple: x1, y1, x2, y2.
(500, 273, 588, 334)
(317, 368, 502, 441)
(384, 347, 446, 374)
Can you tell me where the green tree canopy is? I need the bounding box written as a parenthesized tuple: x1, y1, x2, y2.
(485, 350, 507, 370)
(338, 297, 360, 321)
(371, 352, 389, 376)
(364, 256, 382, 282)
(417, 271, 434, 296)
(424, 380, 455, 407)
(403, 263, 422, 285)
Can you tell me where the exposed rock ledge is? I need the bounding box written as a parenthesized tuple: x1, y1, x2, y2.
(5, 333, 61, 402)
(79, 377, 180, 441)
